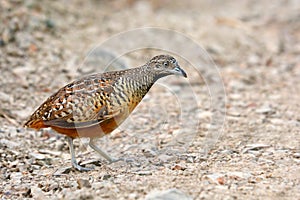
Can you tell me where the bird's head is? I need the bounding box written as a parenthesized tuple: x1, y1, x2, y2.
(147, 55, 187, 79)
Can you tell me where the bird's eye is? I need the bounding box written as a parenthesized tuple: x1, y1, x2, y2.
(164, 62, 168, 67)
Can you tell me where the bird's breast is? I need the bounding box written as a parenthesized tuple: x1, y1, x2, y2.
(111, 78, 153, 113)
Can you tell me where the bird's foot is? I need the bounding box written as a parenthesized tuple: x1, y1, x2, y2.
(72, 162, 94, 171)
(108, 157, 123, 163)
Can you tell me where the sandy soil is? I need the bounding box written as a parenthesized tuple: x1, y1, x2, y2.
(0, 0, 299, 199)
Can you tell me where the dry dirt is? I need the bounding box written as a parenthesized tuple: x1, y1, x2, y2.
(0, 1, 299, 199)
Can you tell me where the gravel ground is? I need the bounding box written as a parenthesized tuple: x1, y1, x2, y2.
(0, 1, 299, 199)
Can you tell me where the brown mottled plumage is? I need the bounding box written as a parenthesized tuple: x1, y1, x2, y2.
(25, 54, 187, 171)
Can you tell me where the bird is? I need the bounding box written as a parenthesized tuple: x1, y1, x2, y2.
(24, 54, 187, 171)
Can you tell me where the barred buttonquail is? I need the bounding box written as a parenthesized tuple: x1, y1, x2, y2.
(25, 54, 187, 171)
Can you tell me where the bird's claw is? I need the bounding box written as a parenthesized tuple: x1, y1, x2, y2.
(108, 157, 123, 163)
(72, 162, 94, 171)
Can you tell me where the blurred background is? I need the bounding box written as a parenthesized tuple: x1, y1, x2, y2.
(0, 0, 299, 199)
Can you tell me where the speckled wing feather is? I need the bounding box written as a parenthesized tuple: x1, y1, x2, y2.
(25, 71, 128, 129)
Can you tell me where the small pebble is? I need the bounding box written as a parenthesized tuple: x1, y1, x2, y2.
(77, 178, 91, 189)
(293, 153, 300, 158)
(53, 167, 72, 176)
(145, 188, 192, 200)
(135, 171, 152, 176)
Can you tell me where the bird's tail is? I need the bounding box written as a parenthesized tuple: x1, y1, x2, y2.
(24, 118, 47, 129)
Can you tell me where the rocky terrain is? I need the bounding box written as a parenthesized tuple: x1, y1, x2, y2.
(0, 1, 299, 199)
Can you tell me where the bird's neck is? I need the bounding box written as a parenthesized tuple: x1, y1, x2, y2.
(135, 66, 156, 92)
(121, 66, 156, 99)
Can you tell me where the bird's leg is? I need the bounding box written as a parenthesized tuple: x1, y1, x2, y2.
(67, 137, 93, 171)
(89, 138, 120, 163)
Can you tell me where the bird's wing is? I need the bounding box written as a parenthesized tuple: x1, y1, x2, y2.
(43, 109, 123, 129)
(28, 72, 128, 129)
(43, 101, 125, 129)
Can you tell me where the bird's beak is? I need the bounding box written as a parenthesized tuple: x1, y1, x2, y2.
(172, 65, 187, 78)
